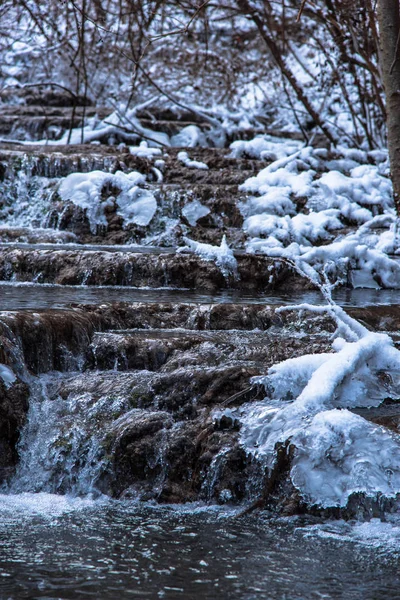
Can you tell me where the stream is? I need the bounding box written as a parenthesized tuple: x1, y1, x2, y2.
(1, 497, 400, 600)
(1, 140, 400, 599)
(0, 281, 399, 310)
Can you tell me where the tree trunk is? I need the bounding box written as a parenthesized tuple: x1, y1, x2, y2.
(377, 0, 400, 215)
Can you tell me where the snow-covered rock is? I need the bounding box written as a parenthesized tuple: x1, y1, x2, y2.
(58, 170, 157, 233)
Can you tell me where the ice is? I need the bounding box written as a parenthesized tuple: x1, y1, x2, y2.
(0, 364, 16, 388)
(182, 200, 210, 226)
(179, 235, 238, 279)
(58, 170, 157, 233)
(292, 410, 400, 507)
(239, 303, 400, 508)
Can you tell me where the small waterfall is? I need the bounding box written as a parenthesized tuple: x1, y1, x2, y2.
(5, 373, 131, 497)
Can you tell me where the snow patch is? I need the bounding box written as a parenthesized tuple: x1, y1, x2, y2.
(58, 170, 157, 233)
(171, 125, 207, 148)
(129, 141, 162, 159)
(179, 235, 238, 279)
(177, 151, 208, 170)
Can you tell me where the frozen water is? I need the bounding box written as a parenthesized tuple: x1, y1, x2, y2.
(59, 170, 157, 232)
(182, 199, 210, 226)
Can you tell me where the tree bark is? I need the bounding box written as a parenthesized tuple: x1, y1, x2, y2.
(377, 0, 400, 215)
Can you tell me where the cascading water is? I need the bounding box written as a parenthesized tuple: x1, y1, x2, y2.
(4, 372, 130, 498)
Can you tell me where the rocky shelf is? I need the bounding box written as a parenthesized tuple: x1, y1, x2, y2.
(0, 101, 398, 520)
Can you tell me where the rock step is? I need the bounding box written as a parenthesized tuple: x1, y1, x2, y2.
(0, 146, 152, 179)
(0, 242, 177, 254)
(0, 302, 336, 374)
(0, 248, 305, 291)
(91, 328, 330, 372)
(36, 367, 263, 502)
(0, 145, 265, 178)
(350, 402, 400, 436)
(0, 106, 110, 140)
(3, 301, 399, 376)
(0, 228, 77, 244)
(0, 241, 256, 256)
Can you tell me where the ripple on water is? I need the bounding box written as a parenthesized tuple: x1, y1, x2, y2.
(1, 498, 400, 599)
(0, 281, 399, 310)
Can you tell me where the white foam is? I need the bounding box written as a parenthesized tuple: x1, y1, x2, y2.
(0, 492, 105, 517)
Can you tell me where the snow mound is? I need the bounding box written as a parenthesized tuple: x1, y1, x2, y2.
(239, 140, 399, 288)
(177, 151, 208, 170)
(230, 135, 302, 161)
(129, 141, 162, 159)
(58, 170, 157, 233)
(239, 303, 400, 508)
(171, 125, 207, 148)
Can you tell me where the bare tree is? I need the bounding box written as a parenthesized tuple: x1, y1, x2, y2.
(377, 0, 400, 215)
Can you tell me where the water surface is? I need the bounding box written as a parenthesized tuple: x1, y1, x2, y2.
(0, 281, 399, 311)
(1, 495, 400, 600)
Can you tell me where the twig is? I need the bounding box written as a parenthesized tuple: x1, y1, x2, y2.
(296, 0, 308, 22)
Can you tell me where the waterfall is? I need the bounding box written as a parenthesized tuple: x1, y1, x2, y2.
(4, 373, 127, 497)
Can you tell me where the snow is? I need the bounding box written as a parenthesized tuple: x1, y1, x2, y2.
(171, 125, 207, 148)
(129, 141, 162, 159)
(230, 135, 302, 161)
(177, 151, 208, 170)
(58, 170, 157, 233)
(178, 235, 238, 279)
(236, 139, 400, 288)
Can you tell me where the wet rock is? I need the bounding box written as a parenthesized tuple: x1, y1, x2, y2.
(0, 303, 335, 374)
(0, 248, 310, 291)
(0, 228, 77, 244)
(0, 378, 29, 483)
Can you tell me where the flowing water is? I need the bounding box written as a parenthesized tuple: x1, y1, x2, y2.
(1, 290, 400, 599)
(0, 281, 399, 310)
(2, 497, 400, 600)
(2, 149, 400, 599)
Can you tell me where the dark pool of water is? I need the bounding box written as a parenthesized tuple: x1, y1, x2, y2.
(1, 495, 400, 600)
(0, 282, 399, 311)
